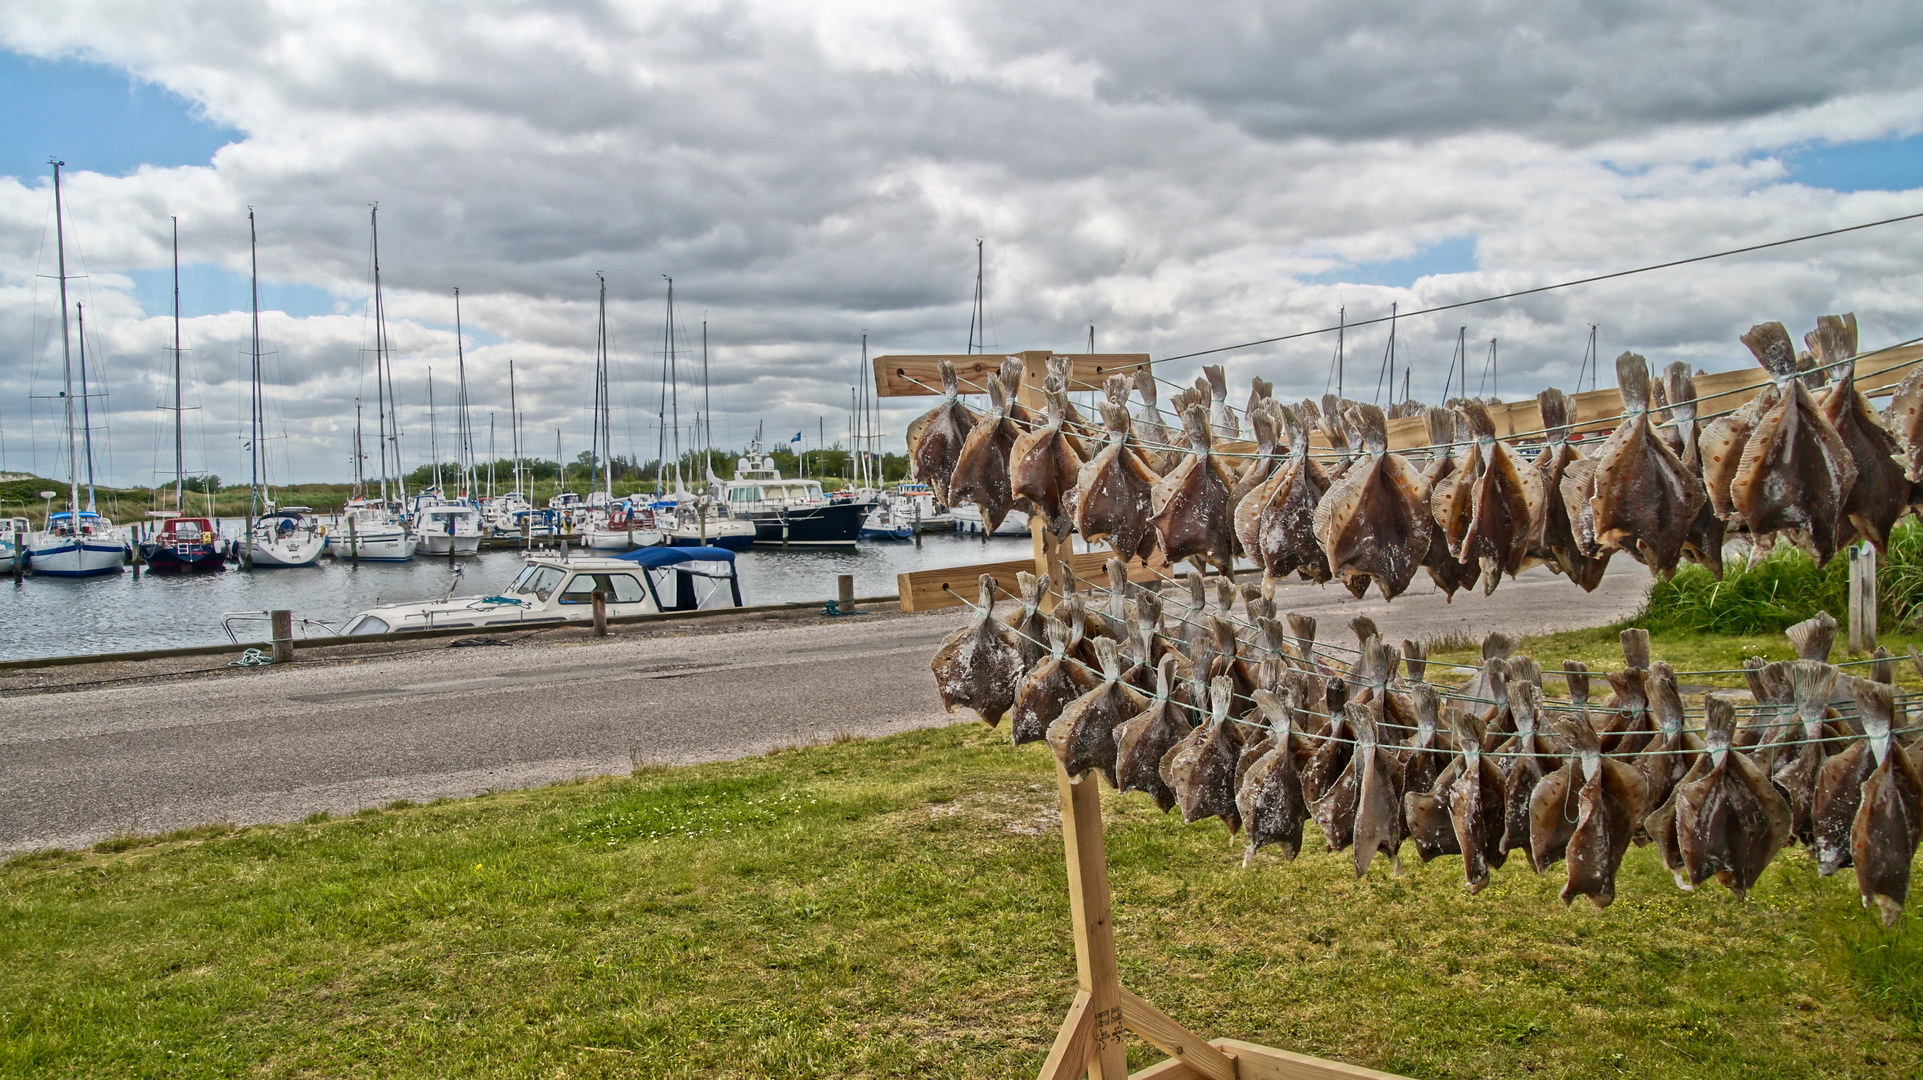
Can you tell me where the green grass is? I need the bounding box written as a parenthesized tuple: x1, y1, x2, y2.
(2, 723, 1918, 1079)
(1640, 518, 1923, 636)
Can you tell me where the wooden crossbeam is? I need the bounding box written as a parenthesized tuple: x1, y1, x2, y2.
(896, 549, 1169, 612)
(874, 351, 1152, 398)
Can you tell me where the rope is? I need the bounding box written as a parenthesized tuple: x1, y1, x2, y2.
(228, 647, 272, 668)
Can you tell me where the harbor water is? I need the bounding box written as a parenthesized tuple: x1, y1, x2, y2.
(0, 529, 1050, 662)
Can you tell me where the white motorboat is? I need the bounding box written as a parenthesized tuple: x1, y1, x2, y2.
(414, 500, 485, 556)
(859, 499, 914, 542)
(950, 501, 1031, 537)
(29, 510, 128, 577)
(2, 517, 32, 568)
(720, 440, 866, 547)
(340, 547, 743, 636)
(326, 500, 418, 561)
(248, 506, 326, 567)
(486, 491, 534, 535)
(660, 497, 756, 550)
(888, 483, 954, 533)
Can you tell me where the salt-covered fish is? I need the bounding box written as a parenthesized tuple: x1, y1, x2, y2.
(930, 574, 1027, 726)
(1150, 404, 1237, 571)
(1552, 714, 1651, 908)
(1114, 655, 1194, 811)
(1592, 353, 1708, 576)
(1047, 638, 1150, 786)
(1773, 659, 1840, 847)
(1674, 694, 1793, 899)
(1204, 364, 1237, 438)
(1812, 314, 1913, 550)
(1529, 389, 1611, 591)
(1161, 676, 1246, 830)
(1071, 400, 1161, 560)
(1237, 687, 1312, 863)
(1003, 572, 1050, 671)
(1312, 403, 1433, 600)
(1455, 401, 1544, 594)
(1131, 367, 1178, 474)
(1009, 615, 1101, 746)
(1446, 709, 1510, 893)
(1009, 377, 1088, 537)
(1235, 403, 1333, 585)
(1812, 678, 1889, 875)
(1496, 681, 1562, 857)
(946, 377, 1020, 535)
(1851, 683, 1923, 926)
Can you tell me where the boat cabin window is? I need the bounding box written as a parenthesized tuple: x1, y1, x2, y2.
(510, 565, 567, 600)
(729, 486, 762, 503)
(346, 615, 390, 636)
(558, 572, 646, 604)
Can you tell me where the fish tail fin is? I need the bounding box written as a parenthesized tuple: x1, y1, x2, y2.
(1536, 390, 1572, 441)
(1740, 323, 1797, 379)
(1620, 627, 1651, 670)
(1615, 353, 1652, 411)
(1785, 611, 1836, 662)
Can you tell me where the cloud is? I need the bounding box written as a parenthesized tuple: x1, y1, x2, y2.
(0, 0, 1921, 488)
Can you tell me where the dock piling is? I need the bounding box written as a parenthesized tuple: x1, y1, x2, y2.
(837, 574, 856, 614)
(270, 609, 294, 664)
(591, 591, 608, 636)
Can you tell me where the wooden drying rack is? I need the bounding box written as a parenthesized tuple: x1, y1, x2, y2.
(881, 351, 1407, 1080)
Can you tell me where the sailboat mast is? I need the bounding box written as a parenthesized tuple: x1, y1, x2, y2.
(49, 160, 80, 529)
(428, 367, 440, 491)
(172, 216, 184, 512)
(508, 359, 520, 493)
(370, 207, 390, 504)
(76, 302, 97, 511)
(454, 287, 473, 499)
(600, 279, 612, 503)
(701, 319, 711, 483)
(353, 398, 365, 496)
(589, 275, 604, 499)
(665, 277, 680, 491)
(248, 209, 264, 524)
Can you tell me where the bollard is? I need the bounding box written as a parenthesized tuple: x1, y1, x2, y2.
(270, 609, 295, 664)
(836, 573, 856, 614)
(1849, 541, 1878, 653)
(591, 590, 608, 637)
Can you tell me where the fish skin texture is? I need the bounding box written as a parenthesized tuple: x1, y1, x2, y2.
(1313, 403, 1433, 600)
(1813, 323, 1912, 551)
(1046, 641, 1150, 787)
(929, 575, 1028, 726)
(906, 360, 978, 504)
(1151, 404, 1238, 571)
(1592, 353, 1708, 577)
(1114, 658, 1193, 811)
(1010, 382, 1089, 537)
(1072, 402, 1161, 560)
(947, 380, 1021, 535)
(1456, 402, 1544, 595)
(1160, 677, 1246, 830)
(1851, 740, 1923, 927)
(1729, 323, 1857, 567)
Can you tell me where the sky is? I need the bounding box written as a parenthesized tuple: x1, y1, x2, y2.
(1, 1, 1921, 489)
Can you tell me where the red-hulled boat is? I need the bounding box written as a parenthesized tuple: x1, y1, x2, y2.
(138, 515, 229, 572)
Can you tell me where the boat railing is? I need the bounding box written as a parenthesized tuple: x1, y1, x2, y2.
(221, 611, 344, 644)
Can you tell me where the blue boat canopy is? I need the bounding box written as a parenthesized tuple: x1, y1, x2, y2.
(613, 545, 737, 568)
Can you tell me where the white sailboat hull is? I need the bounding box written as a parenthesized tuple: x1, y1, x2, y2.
(324, 526, 418, 561)
(583, 528, 663, 551)
(417, 531, 483, 556)
(250, 535, 327, 567)
(28, 537, 127, 577)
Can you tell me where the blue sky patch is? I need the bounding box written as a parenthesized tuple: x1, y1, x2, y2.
(124, 263, 352, 320)
(0, 49, 242, 180)
(1309, 235, 1478, 288)
(1780, 131, 1923, 193)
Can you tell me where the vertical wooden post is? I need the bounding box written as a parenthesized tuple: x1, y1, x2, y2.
(269, 609, 294, 664)
(1056, 762, 1129, 1079)
(1849, 541, 1877, 654)
(837, 574, 856, 613)
(592, 590, 609, 636)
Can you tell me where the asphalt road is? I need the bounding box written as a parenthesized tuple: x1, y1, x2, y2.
(0, 559, 1651, 854)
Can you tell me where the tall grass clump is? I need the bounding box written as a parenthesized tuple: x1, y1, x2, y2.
(1640, 517, 1923, 635)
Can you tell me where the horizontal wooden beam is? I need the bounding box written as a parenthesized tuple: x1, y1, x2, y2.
(896, 549, 1167, 613)
(1127, 1038, 1413, 1080)
(874, 351, 1152, 398)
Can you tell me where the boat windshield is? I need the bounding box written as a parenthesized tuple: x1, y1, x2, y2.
(510, 565, 566, 600)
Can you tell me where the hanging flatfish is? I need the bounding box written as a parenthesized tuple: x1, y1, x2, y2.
(1659, 363, 1727, 579)
(1772, 659, 1840, 847)
(1528, 389, 1610, 590)
(1010, 377, 1088, 537)
(1238, 687, 1312, 863)
(1229, 401, 1279, 505)
(1099, 559, 1132, 643)
(1403, 709, 1464, 864)
(1004, 572, 1051, 670)
(1400, 683, 1455, 803)
(1203, 364, 1237, 438)
(1552, 715, 1651, 908)
(1558, 457, 1611, 567)
(1884, 354, 1923, 488)
(930, 574, 1027, 726)
(1414, 407, 1478, 599)
(1150, 404, 1237, 571)
(1456, 632, 1521, 707)
(1235, 402, 1333, 585)
(1812, 314, 1913, 550)
(1599, 669, 1655, 755)
(1009, 616, 1101, 745)
(1349, 703, 1407, 877)
(1445, 709, 1509, 893)
(999, 357, 1034, 429)
(1429, 411, 1484, 586)
(1246, 376, 1274, 428)
(1206, 615, 1259, 710)
(1527, 736, 1583, 874)
(1729, 322, 1858, 567)
(1071, 401, 1160, 560)
(1313, 402, 1433, 600)
(1114, 655, 1193, 811)
(1592, 353, 1708, 577)
(1737, 658, 1795, 765)
(1131, 368, 1178, 475)
(906, 359, 978, 504)
(1639, 662, 1703, 820)
(1674, 694, 1793, 899)
(1047, 639, 1150, 786)
(1161, 676, 1246, 831)
(1812, 679, 1890, 875)
(1456, 401, 1544, 594)
(947, 377, 1020, 534)
(1496, 681, 1562, 857)
(1851, 684, 1923, 926)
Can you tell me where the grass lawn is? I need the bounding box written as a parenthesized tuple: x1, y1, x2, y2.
(4, 637, 1920, 1078)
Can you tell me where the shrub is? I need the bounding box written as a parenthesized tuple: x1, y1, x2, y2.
(1639, 518, 1923, 635)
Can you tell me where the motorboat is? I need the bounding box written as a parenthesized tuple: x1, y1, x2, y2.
(28, 510, 129, 577)
(138, 515, 229, 572)
(720, 438, 865, 547)
(887, 483, 954, 533)
(325, 499, 418, 561)
(248, 506, 327, 567)
(486, 491, 534, 534)
(583, 501, 663, 551)
(859, 499, 914, 542)
(950, 501, 1032, 537)
(413, 500, 485, 557)
(339, 547, 743, 636)
(657, 494, 756, 550)
(2, 517, 33, 568)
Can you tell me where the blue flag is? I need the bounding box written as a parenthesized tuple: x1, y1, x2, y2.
(791, 432, 803, 443)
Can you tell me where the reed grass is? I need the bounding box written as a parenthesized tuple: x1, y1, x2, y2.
(1639, 518, 1923, 636)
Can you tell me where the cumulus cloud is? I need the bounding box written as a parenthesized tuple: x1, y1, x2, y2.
(1, 0, 1920, 486)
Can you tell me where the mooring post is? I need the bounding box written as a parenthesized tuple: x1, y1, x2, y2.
(270, 609, 294, 664)
(1849, 541, 1878, 654)
(591, 590, 609, 637)
(837, 573, 856, 614)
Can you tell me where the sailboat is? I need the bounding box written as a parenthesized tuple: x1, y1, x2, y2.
(661, 314, 754, 549)
(141, 216, 230, 572)
(413, 300, 485, 557)
(28, 159, 129, 577)
(582, 274, 662, 551)
(324, 206, 417, 562)
(237, 210, 326, 568)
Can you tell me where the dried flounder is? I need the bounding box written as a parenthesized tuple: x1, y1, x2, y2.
(1238, 688, 1312, 863)
(1530, 389, 1611, 591)
(947, 377, 1020, 534)
(1730, 321, 1858, 566)
(906, 359, 978, 504)
(1009, 377, 1088, 537)
(1592, 352, 1708, 576)
(1552, 715, 1651, 908)
(1497, 681, 1561, 857)
(1812, 314, 1912, 550)
(1004, 572, 1050, 670)
(1446, 710, 1510, 893)
(1131, 368, 1178, 474)
(1456, 401, 1544, 594)
(1204, 364, 1237, 438)
(1699, 382, 1779, 519)
(1674, 695, 1793, 899)
(1161, 676, 1246, 830)
(1812, 678, 1890, 875)
(1235, 403, 1334, 584)
(1072, 400, 1161, 560)
(1150, 404, 1238, 571)
(1773, 660, 1840, 847)
(1313, 403, 1433, 600)
(1009, 615, 1100, 746)
(930, 574, 1027, 726)
(1114, 655, 1194, 811)
(1418, 407, 1480, 599)
(1311, 701, 1405, 876)
(1851, 682, 1923, 926)
(1047, 638, 1150, 786)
